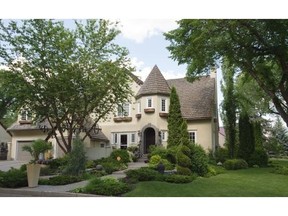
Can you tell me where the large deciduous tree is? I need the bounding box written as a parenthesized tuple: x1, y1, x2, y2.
(0, 19, 133, 154)
(165, 20, 288, 126)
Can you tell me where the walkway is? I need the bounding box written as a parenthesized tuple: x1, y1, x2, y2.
(0, 161, 147, 197)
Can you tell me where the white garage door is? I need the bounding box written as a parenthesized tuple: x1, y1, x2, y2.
(16, 141, 34, 162)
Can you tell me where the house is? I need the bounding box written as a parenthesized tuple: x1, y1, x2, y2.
(7, 65, 219, 161)
(0, 121, 12, 160)
(99, 65, 219, 155)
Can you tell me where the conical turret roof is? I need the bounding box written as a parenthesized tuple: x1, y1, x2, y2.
(136, 65, 170, 98)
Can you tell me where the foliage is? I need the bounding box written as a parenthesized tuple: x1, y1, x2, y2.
(189, 143, 209, 176)
(127, 146, 139, 153)
(221, 59, 237, 158)
(94, 157, 127, 174)
(148, 155, 175, 170)
(125, 167, 162, 182)
(167, 87, 183, 148)
(82, 177, 131, 196)
(85, 160, 95, 169)
(223, 159, 248, 170)
(247, 148, 269, 167)
(110, 149, 130, 163)
(176, 165, 192, 176)
(163, 174, 196, 184)
(271, 166, 288, 175)
(22, 139, 52, 162)
(238, 112, 255, 161)
(165, 20, 288, 126)
(0, 168, 28, 188)
(176, 149, 192, 168)
(39, 175, 83, 185)
(48, 156, 69, 172)
(213, 147, 229, 163)
(62, 137, 87, 176)
(0, 19, 133, 154)
(148, 146, 168, 159)
(253, 121, 264, 149)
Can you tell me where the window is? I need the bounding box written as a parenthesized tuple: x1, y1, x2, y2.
(137, 102, 141, 113)
(21, 109, 32, 121)
(131, 133, 136, 143)
(117, 103, 130, 117)
(113, 133, 118, 144)
(161, 98, 167, 112)
(120, 134, 128, 149)
(147, 98, 153, 108)
(100, 143, 105, 148)
(188, 131, 197, 143)
(161, 131, 167, 141)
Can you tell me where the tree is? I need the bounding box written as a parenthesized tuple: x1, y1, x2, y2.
(238, 112, 255, 161)
(221, 59, 237, 158)
(167, 86, 183, 148)
(165, 20, 288, 127)
(0, 19, 133, 154)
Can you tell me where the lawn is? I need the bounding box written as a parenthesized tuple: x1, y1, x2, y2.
(124, 160, 288, 197)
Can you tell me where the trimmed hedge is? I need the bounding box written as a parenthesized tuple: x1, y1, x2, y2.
(176, 165, 192, 176)
(125, 167, 162, 181)
(149, 155, 175, 170)
(223, 159, 248, 170)
(163, 174, 196, 184)
(0, 168, 28, 188)
(39, 175, 83, 185)
(83, 177, 131, 196)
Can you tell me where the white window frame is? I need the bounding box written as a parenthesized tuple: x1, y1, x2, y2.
(147, 97, 153, 108)
(161, 98, 167, 112)
(161, 131, 167, 142)
(188, 131, 197, 143)
(131, 133, 136, 143)
(113, 133, 118, 144)
(21, 109, 32, 121)
(137, 102, 141, 113)
(117, 103, 130, 117)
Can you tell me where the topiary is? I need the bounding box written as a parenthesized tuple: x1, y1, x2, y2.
(176, 150, 192, 168)
(176, 165, 192, 176)
(148, 155, 175, 170)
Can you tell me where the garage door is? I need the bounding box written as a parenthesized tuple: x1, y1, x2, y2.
(16, 141, 33, 162)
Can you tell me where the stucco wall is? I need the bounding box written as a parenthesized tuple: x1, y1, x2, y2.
(0, 125, 11, 143)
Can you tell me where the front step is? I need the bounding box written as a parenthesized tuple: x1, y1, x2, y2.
(138, 154, 148, 163)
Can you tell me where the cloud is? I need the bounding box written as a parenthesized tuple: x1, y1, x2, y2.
(131, 57, 185, 81)
(118, 19, 178, 43)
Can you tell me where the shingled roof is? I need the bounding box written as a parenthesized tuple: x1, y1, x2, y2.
(167, 77, 215, 120)
(136, 65, 170, 99)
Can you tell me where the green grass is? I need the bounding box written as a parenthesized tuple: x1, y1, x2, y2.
(124, 162, 288, 197)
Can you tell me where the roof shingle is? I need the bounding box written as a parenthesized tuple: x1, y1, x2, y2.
(167, 77, 215, 120)
(136, 65, 170, 98)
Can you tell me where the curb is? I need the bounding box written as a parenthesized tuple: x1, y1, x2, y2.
(0, 187, 100, 197)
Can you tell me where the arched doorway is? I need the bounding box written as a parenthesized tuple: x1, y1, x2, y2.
(143, 127, 155, 154)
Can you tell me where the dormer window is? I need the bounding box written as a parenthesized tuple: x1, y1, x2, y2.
(20, 109, 32, 121)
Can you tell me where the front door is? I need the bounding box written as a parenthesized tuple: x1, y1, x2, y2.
(120, 134, 128, 149)
(144, 128, 155, 153)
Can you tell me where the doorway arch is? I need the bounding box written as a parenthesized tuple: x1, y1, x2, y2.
(143, 127, 155, 154)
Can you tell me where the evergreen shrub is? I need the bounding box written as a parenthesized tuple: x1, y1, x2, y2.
(163, 174, 196, 184)
(247, 148, 269, 167)
(223, 159, 248, 170)
(176, 165, 192, 176)
(189, 144, 209, 176)
(0, 168, 28, 188)
(125, 167, 162, 181)
(110, 149, 130, 163)
(149, 155, 175, 170)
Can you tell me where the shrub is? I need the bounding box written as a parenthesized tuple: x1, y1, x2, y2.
(40, 166, 55, 176)
(101, 161, 127, 174)
(0, 168, 28, 188)
(86, 160, 95, 169)
(62, 137, 87, 176)
(149, 155, 175, 170)
(272, 166, 288, 175)
(110, 149, 130, 163)
(163, 174, 196, 184)
(125, 167, 162, 181)
(176, 165, 192, 176)
(214, 147, 229, 163)
(176, 151, 192, 167)
(223, 159, 248, 170)
(166, 146, 177, 164)
(247, 148, 269, 167)
(148, 146, 168, 159)
(189, 144, 209, 176)
(39, 175, 83, 185)
(48, 157, 69, 171)
(83, 177, 131, 196)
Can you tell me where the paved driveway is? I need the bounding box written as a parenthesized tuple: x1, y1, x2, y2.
(0, 160, 27, 171)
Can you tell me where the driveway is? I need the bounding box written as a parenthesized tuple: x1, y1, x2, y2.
(0, 160, 27, 171)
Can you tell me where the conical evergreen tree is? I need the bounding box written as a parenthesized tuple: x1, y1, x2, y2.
(167, 86, 183, 148)
(238, 112, 255, 161)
